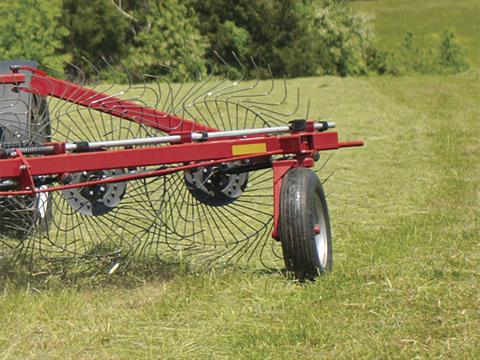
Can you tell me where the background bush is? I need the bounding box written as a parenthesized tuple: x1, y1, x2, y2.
(382, 29, 470, 75)
(0, 0, 69, 72)
(123, 0, 208, 81)
(315, 0, 376, 76)
(193, 0, 320, 77)
(62, 0, 130, 66)
(0, 0, 470, 81)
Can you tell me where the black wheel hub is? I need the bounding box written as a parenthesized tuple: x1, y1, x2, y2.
(184, 161, 248, 207)
(62, 169, 127, 216)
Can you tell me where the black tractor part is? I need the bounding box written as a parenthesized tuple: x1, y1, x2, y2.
(0, 60, 52, 240)
(184, 161, 248, 207)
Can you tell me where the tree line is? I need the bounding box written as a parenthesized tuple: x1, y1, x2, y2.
(0, 0, 469, 81)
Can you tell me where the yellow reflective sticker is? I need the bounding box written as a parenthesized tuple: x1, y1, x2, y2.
(232, 143, 267, 156)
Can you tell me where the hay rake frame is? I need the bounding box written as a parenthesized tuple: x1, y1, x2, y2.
(0, 63, 362, 279)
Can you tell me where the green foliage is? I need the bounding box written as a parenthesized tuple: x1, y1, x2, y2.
(61, 0, 130, 70)
(439, 30, 469, 73)
(350, 0, 480, 68)
(397, 31, 437, 74)
(0, 0, 69, 71)
(216, 20, 251, 65)
(124, 0, 207, 81)
(266, 0, 319, 77)
(195, 0, 386, 78)
(0, 0, 471, 80)
(315, 0, 376, 76)
(382, 29, 470, 75)
(194, 0, 320, 77)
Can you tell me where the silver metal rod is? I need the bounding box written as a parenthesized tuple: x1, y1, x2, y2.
(69, 135, 182, 151)
(316, 122, 336, 130)
(61, 121, 335, 151)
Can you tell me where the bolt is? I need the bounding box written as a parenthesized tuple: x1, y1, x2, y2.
(19, 165, 27, 171)
(314, 225, 321, 235)
(62, 173, 73, 183)
(99, 187, 106, 192)
(89, 190, 94, 196)
(203, 168, 208, 174)
(102, 174, 107, 179)
(206, 179, 212, 184)
(82, 171, 88, 176)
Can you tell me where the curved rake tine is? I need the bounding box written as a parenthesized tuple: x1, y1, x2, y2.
(0, 54, 352, 276)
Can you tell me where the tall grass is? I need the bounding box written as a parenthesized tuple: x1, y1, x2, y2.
(1, 71, 479, 358)
(351, 0, 480, 67)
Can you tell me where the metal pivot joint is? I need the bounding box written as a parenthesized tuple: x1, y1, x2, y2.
(0, 61, 363, 277)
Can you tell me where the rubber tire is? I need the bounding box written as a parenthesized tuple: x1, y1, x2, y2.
(279, 167, 332, 280)
(0, 94, 52, 239)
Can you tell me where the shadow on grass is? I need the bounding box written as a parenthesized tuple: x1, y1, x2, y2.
(0, 255, 182, 291)
(0, 254, 290, 291)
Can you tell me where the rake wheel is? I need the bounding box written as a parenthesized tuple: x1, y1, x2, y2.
(0, 59, 291, 270)
(279, 167, 332, 279)
(0, 57, 362, 276)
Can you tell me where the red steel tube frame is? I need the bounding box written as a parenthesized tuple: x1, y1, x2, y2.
(0, 67, 363, 240)
(7, 66, 217, 133)
(0, 132, 358, 182)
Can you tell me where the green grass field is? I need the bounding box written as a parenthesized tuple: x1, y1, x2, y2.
(1, 71, 479, 358)
(351, 0, 480, 67)
(1, 1, 480, 358)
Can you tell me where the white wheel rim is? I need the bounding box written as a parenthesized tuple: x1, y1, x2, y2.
(313, 195, 328, 268)
(36, 185, 49, 219)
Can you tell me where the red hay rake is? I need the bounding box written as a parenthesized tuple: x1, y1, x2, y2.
(0, 61, 362, 279)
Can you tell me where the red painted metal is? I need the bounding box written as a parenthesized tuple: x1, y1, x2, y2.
(0, 131, 341, 181)
(0, 73, 25, 84)
(16, 150, 35, 191)
(0, 152, 282, 196)
(12, 65, 46, 76)
(271, 159, 298, 239)
(338, 140, 364, 148)
(0, 67, 364, 242)
(0, 67, 217, 133)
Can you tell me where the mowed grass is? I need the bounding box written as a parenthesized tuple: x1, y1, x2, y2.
(351, 0, 480, 67)
(0, 70, 479, 358)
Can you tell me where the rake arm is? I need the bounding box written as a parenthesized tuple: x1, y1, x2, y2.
(0, 64, 363, 273)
